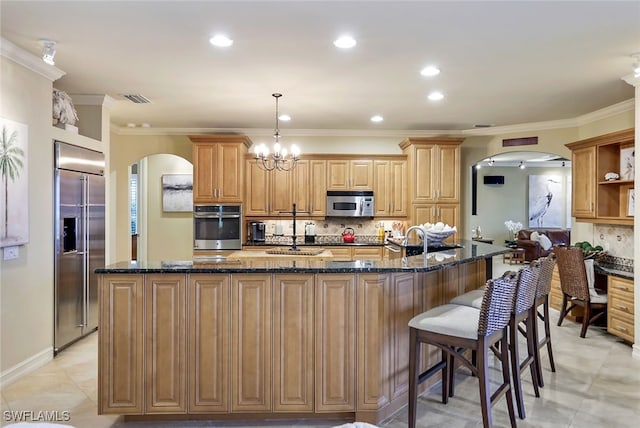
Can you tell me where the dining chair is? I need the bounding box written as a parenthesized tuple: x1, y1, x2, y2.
(554, 246, 607, 338)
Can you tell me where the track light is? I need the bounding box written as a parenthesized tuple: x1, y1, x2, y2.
(475, 163, 482, 170)
(39, 39, 56, 65)
(519, 161, 526, 170)
(488, 158, 494, 166)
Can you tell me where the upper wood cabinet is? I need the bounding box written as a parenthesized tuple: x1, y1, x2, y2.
(244, 159, 294, 217)
(327, 159, 373, 190)
(293, 159, 327, 216)
(571, 146, 596, 218)
(566, 128, 634, 225)
(373, 159, 407, 217)
(190, 135, 251, 204)
(400, 138, 462, 203)
(400, 137, 464, 228)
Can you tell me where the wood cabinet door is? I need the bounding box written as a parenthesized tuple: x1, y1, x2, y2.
(572, 146, 596, 218)
(216, 143, 244, 202)
(356, 274, 391, 411)
(373, 160, 391, 216)
(193, 143, 217, 203)
(327, 160, 350, 190)
(388, 272, 418, 402)
(390, 160, 407, 216)
(315, 274, 356, 411)
(273, 274, 315, 412)
(271, 168, 293, 215)
(412, 204, 436, 225)
(99, 275, 143, 414)
(328, 247, 352, 261)
(350, 160, 373, 190)
(413, 145, 436, 201)
(437, 145, 460, 202)
(309, 160, 327, 215)
(145, 274, 187, 413)
(231, 274, 272, 412)
(244, 160, 270, 216)
(352, 246, 383, 261)
(437, 204, 460, 241)
(292, 160, 310, 213)
(188, 274, 230, 413)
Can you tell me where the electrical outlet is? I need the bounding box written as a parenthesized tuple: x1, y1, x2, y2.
(3, 246, 19, 260)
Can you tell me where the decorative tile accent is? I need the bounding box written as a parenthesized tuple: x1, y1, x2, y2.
(593, 224, 634, 261)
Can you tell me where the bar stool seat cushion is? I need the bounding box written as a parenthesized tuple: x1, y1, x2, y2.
(408, 304, 480, 339)
(449, 289, 485, 309)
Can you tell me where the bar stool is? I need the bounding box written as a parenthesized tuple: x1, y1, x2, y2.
(527, 254, 556, 387)
(450, 263, 541, 420)
(407, 272, 518, 428)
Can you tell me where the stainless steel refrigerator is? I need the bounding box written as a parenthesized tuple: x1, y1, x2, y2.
(54, 141, 105, 354)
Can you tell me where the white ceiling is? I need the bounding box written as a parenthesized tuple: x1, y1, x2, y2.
(1, 1, 638, 133)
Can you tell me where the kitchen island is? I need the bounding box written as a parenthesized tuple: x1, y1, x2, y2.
(97, 240, 508, 424)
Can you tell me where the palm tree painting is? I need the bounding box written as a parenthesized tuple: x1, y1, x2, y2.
(0, 117, 28, 247)
(528, 175, 563, 228)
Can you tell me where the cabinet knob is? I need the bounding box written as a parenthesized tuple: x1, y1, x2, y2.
(616, 325, 628, 332)
(614, 304, 629, 312)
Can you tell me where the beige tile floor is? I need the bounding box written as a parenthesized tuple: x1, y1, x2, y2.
(2, 259, 640, 427)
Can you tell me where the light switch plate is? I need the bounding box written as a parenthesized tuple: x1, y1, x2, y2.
(3, 246, 19, 260)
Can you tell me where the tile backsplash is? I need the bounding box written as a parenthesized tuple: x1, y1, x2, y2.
(254, 219, 404, 240)
(593, 224, 634, 264)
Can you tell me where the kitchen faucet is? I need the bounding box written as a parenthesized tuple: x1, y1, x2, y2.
(403, 225, 428, 264)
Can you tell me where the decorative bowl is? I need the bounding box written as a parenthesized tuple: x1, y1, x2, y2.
(424, 229, 457, 244)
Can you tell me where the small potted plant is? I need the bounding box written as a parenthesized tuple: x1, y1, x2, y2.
(504, 220, 523, 247)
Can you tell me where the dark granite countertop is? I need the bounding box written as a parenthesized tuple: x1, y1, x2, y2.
(594, 263, 634, 280)
(97, 239, 509, 274)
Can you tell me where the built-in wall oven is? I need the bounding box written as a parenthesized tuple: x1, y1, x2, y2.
(193, 204, 242, 250)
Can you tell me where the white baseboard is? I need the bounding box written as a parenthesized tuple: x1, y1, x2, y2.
(0, 347, 53, 388)
(633, 343, 640, 360)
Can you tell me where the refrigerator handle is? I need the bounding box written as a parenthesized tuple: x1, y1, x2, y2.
(81, 175, 89, 328)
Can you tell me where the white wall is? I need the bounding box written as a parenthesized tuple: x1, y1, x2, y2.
(0, 56, 56, 375)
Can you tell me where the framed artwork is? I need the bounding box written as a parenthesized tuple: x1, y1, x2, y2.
(162, 174, 193, 212)
(628, 188, 634, 217)
(620, 147, 634, 180)
(0, 117, 29, 248)
(528, 175, 563, 228)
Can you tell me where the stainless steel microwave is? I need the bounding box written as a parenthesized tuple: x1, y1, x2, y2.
(326, 191, 374, 217)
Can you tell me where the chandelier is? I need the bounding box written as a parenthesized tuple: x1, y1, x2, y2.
(254, 93, 300, 171)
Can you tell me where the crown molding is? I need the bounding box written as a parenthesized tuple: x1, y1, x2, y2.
(111, 126, 462, 138)
(71, 94, 118, 109)
(0, 37, 65, 81)
(110, 98, 635, 137)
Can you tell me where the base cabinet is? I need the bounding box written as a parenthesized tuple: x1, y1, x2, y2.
(315, 274, 356, 412)
(99, 275, 144, 415)
(607, 276, 635, 342)
(145, 274, 187, 414)
(231, 275, 272, 412)
(273, 274, 315, 412)
(188, 274, 230, 413)
(98, 260, 487, 422)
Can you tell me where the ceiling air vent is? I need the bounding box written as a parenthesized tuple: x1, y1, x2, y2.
(122, 94, 151, 104)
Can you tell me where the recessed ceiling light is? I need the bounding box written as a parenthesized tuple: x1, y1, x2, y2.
(370, 115, 384, 123)
(126, 123, 136, 128)
(427, 91, 444, 101)
(210, 34, 233, 47)
(278, 114, 291, 122)
(420, 66, 440, 77)
(334, 35, 356, 49)
(141, 123, 151, 128)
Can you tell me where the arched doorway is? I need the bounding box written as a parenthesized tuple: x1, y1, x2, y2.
(129, 153, 193, 262)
